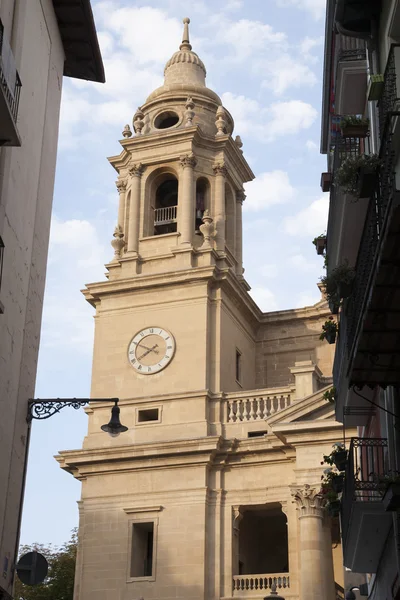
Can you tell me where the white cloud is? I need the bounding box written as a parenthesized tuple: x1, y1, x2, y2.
(261, 55, 317, 95)
(219, 19, 286, 59)
(306, 139, 318, 151)
(294, 289, 322, 308)
(276, 0, 326, 20)
(287, 254, 315, 272)
(267, 101, 318, 139)
(283, 196, 329, 236)
(249, 287, 278, 312)
(259, 264, 278, 278)
(244, 171, 295, 211)
(299, 36, 324, 63)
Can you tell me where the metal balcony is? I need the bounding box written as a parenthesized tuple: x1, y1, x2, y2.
(334, 34, 367, 117)
(342, 438, 392, 573)
(0, 20, 21, 146)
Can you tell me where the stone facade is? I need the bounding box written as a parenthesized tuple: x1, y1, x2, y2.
(57, 19, 352, 600)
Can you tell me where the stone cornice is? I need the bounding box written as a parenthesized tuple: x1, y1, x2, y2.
(260, 298, 331, 323)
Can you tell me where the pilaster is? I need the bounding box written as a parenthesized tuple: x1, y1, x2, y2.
(213, 161, 227, 252)
(127, 163, 145, 254)
(179, 153, 197, 246)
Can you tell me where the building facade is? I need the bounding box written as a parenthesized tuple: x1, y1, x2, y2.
(0, 2, 104, 598)
(58, 19, 352, 600)
(320, 1, 400, 599)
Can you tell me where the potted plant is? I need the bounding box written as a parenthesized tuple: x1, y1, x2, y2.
(312, 234, 327, 256)
(321, 172, 332, 192)
(320, 261, 355, 303)
(377, 473, 400, 511)
(320, 470, 341, 516)
(335, 153, 382, 198)
(320, 317, 338, 344)
(322, 442, 348, 472)
(367, 74, 384, 102)
(323, 387, 336, 403)
(340, 115, 369, 138)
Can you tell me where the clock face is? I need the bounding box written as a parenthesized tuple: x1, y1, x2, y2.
(128, 327, 176, 375)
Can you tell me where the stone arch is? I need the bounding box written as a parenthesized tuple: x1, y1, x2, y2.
(195, 176, 210, 232)
(143, 166, 179, 237)
(225, 182, 236, 253)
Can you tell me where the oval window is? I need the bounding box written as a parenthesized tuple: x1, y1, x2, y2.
(154, 111, 180, 130)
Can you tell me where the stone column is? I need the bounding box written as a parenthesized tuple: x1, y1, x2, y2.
(213, 162, 227, 251)
(127, 163, 144, 254)
(116, 180, 127, 231)
(235, 190, 245, 276)
(291, 484, 331, 600)
(179, 153, 197, 245)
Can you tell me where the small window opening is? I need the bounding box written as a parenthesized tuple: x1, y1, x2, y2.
(131, 522, 154, 578)
(154, 111, 179, 130)
(248, 431, 268, 438)
(195, 179, 207, 232)
(138, 408, 159, 423)
(236, 349, 242, 383)
(154, 179, 178, 235)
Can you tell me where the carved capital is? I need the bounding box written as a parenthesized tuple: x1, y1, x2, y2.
(116, 180, 127, 194)
(129, 163, 145, 178)
(180, 153, 197, 169)
(291, 484, 324, 518)
(232, 506, 243, 533)
(213, 162, 228, 177)
(236, 190, 246, 204)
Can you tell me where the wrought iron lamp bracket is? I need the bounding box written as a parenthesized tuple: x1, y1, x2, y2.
(27, 398, 119, 422)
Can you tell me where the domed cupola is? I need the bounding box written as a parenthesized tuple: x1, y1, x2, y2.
(137, 17, 234, 137)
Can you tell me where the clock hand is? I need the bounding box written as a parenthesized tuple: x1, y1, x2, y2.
(138, 344, 159, 361)
(137, 343, 160, 354)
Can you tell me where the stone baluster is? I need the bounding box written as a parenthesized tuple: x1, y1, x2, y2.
(228, 401, 234, 422)
(179, 153, 197, 245)
(249, 399, 256, 420)
(236, 190, 245, 277)
(256, 398, 262, 420)
(291, 484, 335, 600)
(127, 163, 145, 254)
(213, 162, 227, 252)
(116, 180, 127, 232)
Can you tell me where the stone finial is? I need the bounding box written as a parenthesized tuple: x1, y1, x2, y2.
(199, 210, 215, 249)
(111, 225, 125, 260)
(133, 108, 144, 135)
(180, 17, 192, 51)
(264, 582, 286, 600)
(235, 135, 243, 152)
(184, 96, 195, 127)
(122, 124, 132, 138)
(215, 106, 227, 137)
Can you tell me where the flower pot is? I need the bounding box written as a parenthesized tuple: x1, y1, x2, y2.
(321, 172, 332, 193)
(325, 330, 336, 344)
(332, 474, 344, 494)
(338, 280, 353, 299)
(332, 450, 347, 472)
(341, 124, 369, 138)
(327, 500, 341, 517)
(315, 237, 326, 256)
(382, 483, 400, 511)
(357, 166, 378, 198)
(328, 299, 339, 315)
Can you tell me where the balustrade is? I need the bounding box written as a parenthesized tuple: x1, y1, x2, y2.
(232, 574, 290, 594)
(226, 389, 292, 423)
(154, 205, 177, 225)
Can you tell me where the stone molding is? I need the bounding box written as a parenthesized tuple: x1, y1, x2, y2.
(116, 180, 127, 193)
(291, 484, 324, 518)
(123, 505, 163, 514)
(236, 190, 246, 204)
(129, 163, 145, 178)
(179, 153, 197, 168)
(213, 161, 228, 177)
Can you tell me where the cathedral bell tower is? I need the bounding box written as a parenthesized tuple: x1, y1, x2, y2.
(82, 17, 256, 449)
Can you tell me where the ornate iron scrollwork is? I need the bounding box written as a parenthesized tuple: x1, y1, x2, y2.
(27, 399, 89, 421)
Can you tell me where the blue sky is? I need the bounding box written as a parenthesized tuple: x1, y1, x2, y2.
(21, 0, 328, 548)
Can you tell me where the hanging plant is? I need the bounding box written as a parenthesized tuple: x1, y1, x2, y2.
(312, 233, 327, 256)
(374, 472, 400, 511)
(320, 468, 342, 516)
(323, 387, 336, 403)
(340, 115, 370, 138)
(320, 261, 355, 306)
(320, 317, 338, 344)
(335, 153, 382, 197)
(322, 442, 348, 472)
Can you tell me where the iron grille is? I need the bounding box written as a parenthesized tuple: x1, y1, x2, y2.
(0, 19, 22, 123)
(341, 437, 388, 547)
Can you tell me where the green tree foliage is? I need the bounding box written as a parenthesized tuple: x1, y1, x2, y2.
(14, 529, 77, 600)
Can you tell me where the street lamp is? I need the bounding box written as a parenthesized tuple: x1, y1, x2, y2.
(27, 397, 128, 436)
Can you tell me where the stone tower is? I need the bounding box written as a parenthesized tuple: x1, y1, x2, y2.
(58, 19, 349, 600)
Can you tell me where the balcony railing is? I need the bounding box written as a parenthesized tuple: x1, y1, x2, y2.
(378, 44, 400, 137)
(232, 574, 290, 595)
(226, 387, 292, 423)
(154, 205, 177, 226)
(336, 34, 367, 63)
(341, 437, 392, 572)
(0, 19, 22, 123)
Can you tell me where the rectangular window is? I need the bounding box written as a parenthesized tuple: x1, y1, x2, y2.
(248, 431, 268, 438)
(131, 522, 154, 578)
(236, 349, 242, 383)
(138, 408, 159, 423)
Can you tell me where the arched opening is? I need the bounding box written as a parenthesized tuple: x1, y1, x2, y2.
(154, 111, 180, 130)
(154, 177, 178, 236)
(195, 177, 209, 233)
(225, 184, 236, 252)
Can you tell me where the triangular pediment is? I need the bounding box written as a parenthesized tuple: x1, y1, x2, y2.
(266, 386, 337, 427)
